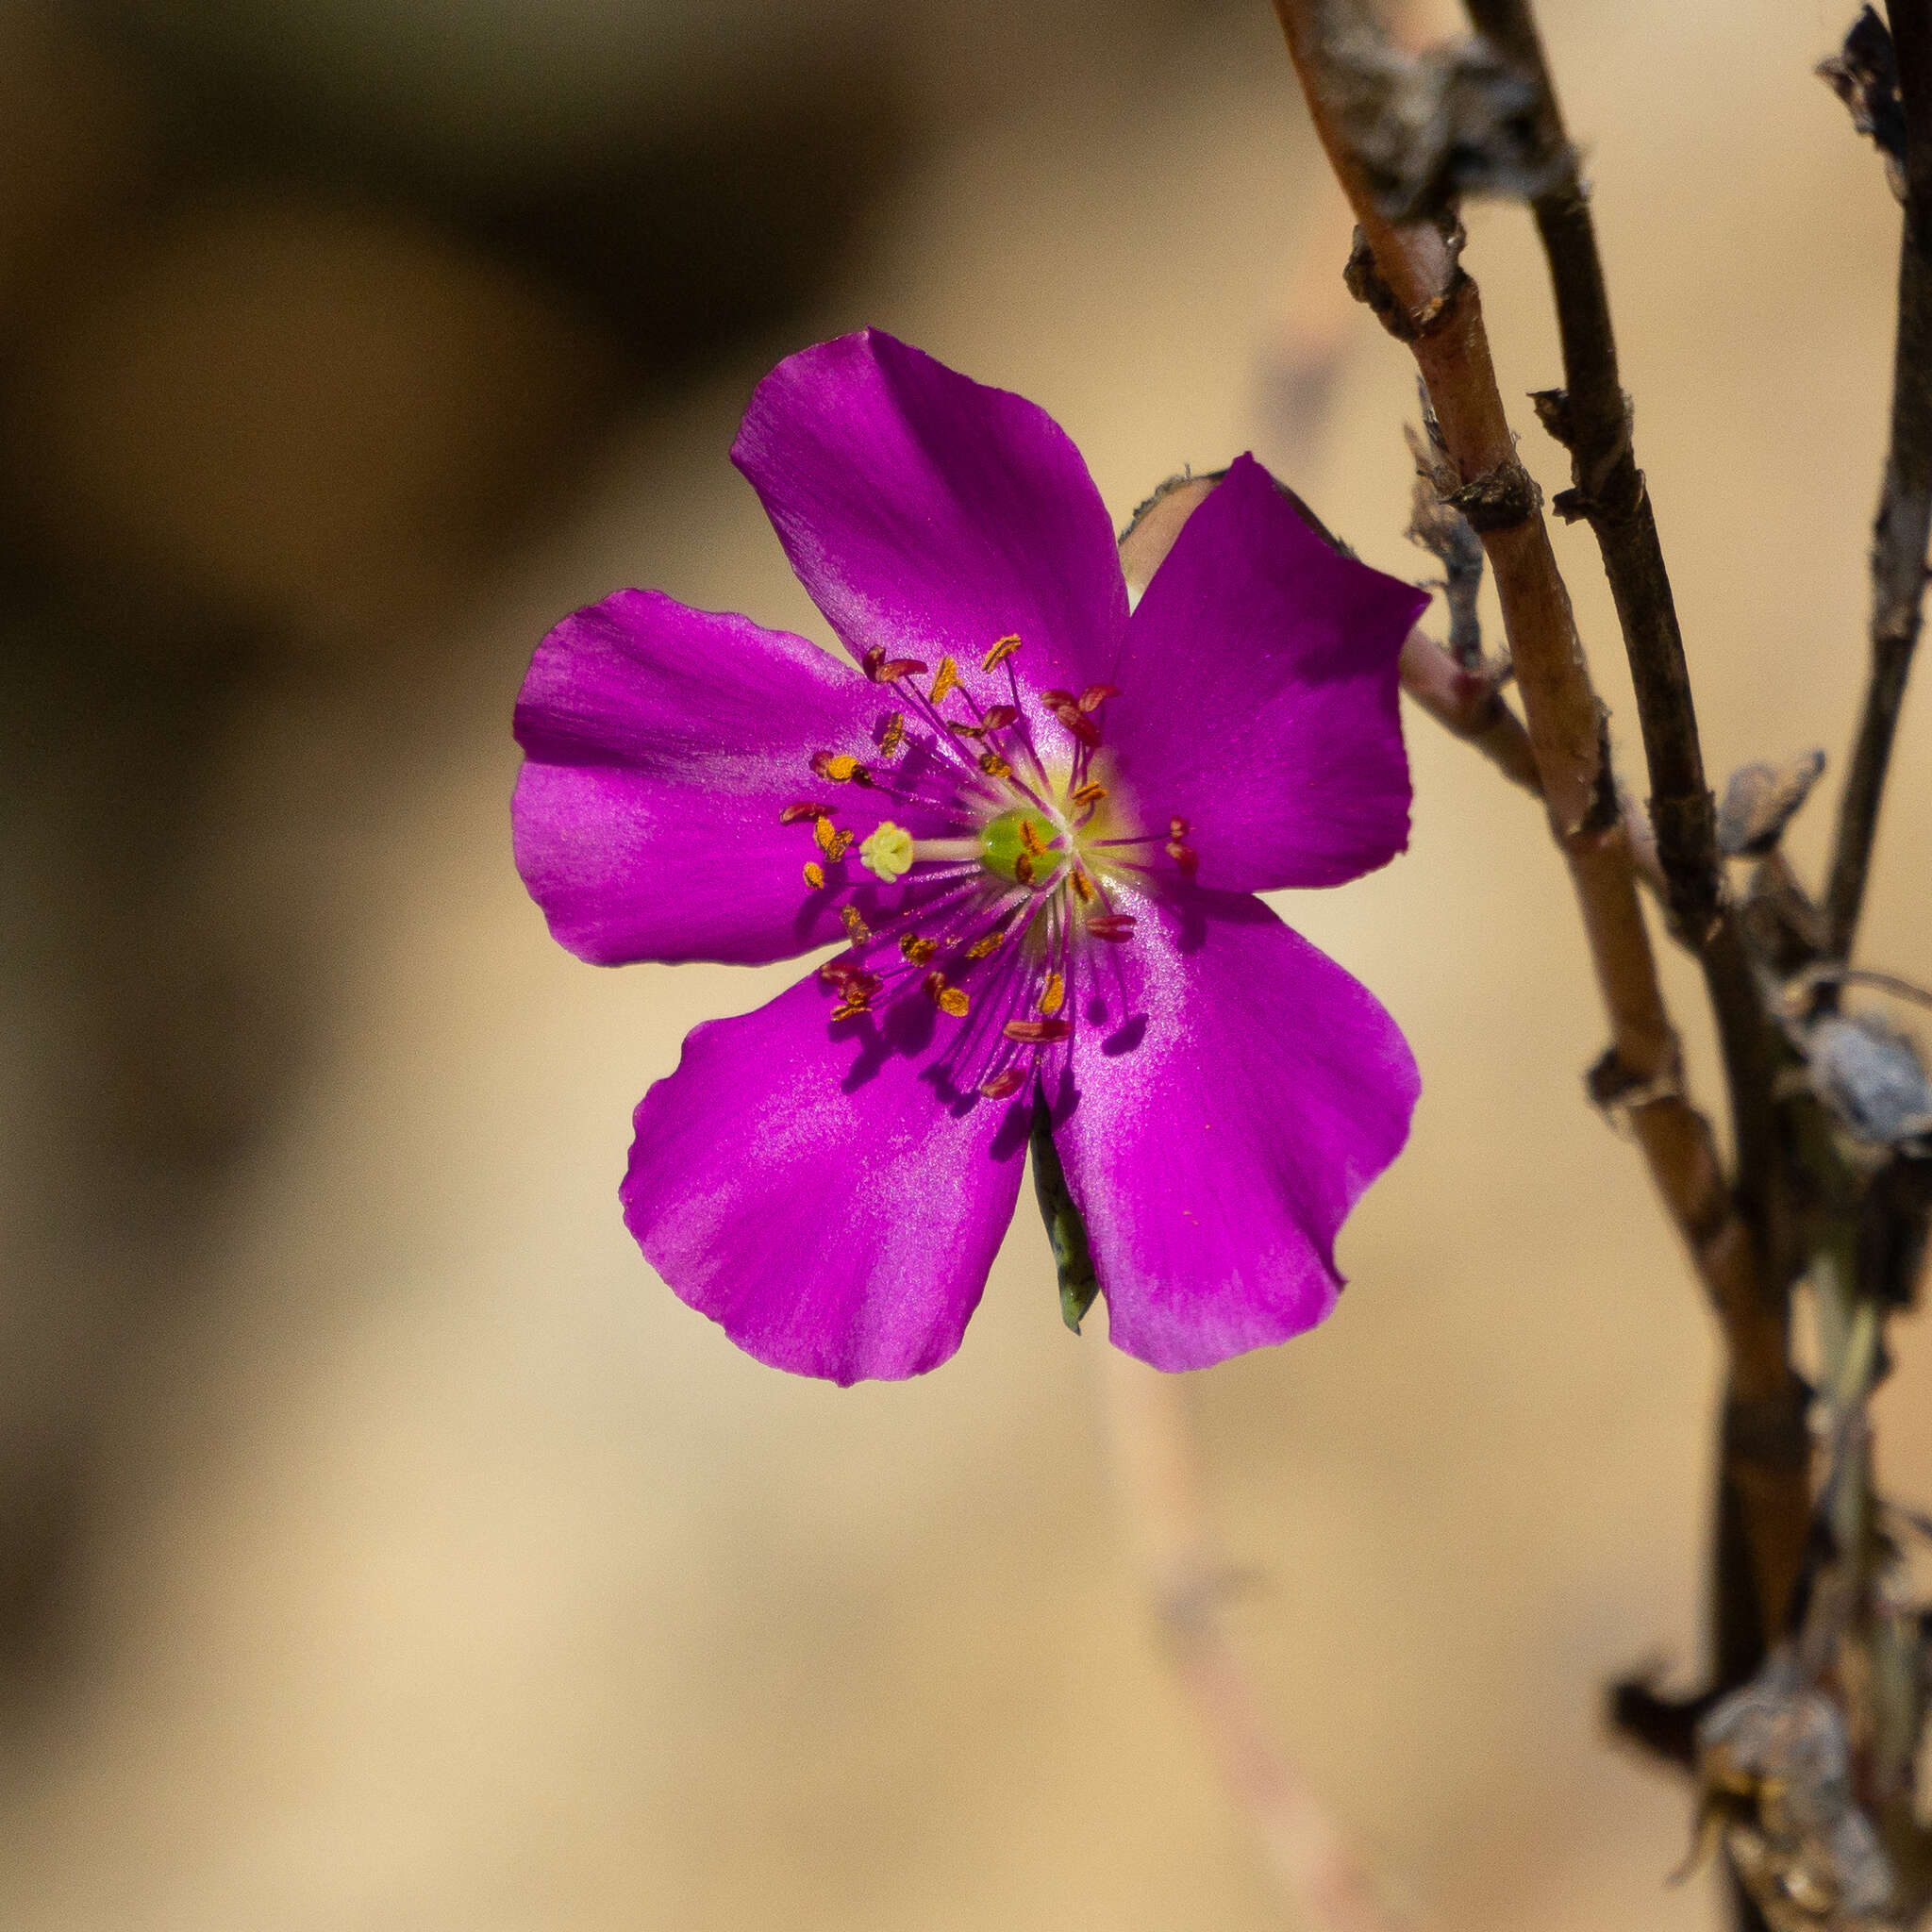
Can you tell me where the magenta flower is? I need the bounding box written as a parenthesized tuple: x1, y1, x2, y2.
(513, 330, 1424, 1383)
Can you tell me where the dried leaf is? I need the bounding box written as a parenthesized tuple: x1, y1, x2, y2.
(1717, 749, 1826, 857)
(1809, 1013, 1932, 1146)
(1819, 7, 1908, 202)
(1323, 26, 1566, 223)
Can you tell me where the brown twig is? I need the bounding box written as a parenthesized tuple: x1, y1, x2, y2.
(1268, 0, 1810, 1660)
(1824, 1, 1932, 962)
(1100, 1349, 1408, 1932)
(1459, 0, 1784, 1244)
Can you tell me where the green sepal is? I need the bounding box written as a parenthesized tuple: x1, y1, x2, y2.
(1029, 1098, 1100, 1333)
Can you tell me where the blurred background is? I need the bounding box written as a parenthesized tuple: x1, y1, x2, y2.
(0, 0, 1923, 1924)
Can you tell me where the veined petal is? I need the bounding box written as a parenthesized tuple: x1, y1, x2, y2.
(732, 330, 1129, 746)
(1106, 455, 1426, 893)
(625, 970, 1031, 1384)
(513, 589, 920, 967)
(1052, 889, 1418, 1372)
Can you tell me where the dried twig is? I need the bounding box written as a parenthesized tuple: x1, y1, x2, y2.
(1101, 1349, 1407, 1932)
(1824, 1, 1932, 962)
(1458, 0, 1784, 1246)
(1268, 0, 1810, 1660)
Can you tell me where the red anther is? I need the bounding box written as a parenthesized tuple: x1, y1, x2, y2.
(1077, 683, 1120, 712)
(946, 720, 987, 739)
(1169, 815, 1191, 839)
(978, 1068, 1028, 1099)
(1166, 840, 1199, 875)
(1013, 853, 1036, 886)
(819, 961, 881, 998)
(780, 800, 831, 824)
(1047, 699, 1102, 747)
(1038, 689, 1077, 709)
(1003, 1018, 1073, 1043)
(981, 704, 1018, 731)
(1086, 914, 1137, 941)
(861, 646, 885, 681)
(877, 657, 928, 683)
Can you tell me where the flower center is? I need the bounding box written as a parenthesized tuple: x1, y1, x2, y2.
(782, 635, 1193, 1100)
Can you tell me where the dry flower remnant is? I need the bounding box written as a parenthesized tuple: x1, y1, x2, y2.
(511, 329, 1425, 1384)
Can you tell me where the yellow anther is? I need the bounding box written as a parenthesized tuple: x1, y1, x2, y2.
(858, 821, 915, 883)
(814, 817, 853, 859)
(1073, 781, 1107, 808)
(900, 934, 938, 963)
(982, 633, 1022, 672)
(841, 906, 871, 941)
(929, 657, 960, 703)
(978, 751, 1012, 779)
(965, 928, 1006, 959)
(802, 860, 826, 890)
(812, 752, 866, 783)
(924, 972, 969, 1018)
(830, 1000, 870, 1023)
(1041, 972, 1065, 1015)
(1070, 868, 1095, 903)
(876, 711, 905, 757)
(1018, 819, 1046, 856)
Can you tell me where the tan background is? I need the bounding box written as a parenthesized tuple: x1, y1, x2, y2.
(0, 0, 1925, 1926)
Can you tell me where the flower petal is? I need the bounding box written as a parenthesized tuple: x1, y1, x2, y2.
(624, 969, 1031, 1383)
(731, 330, 1129, 732)
(1106, 454, 1427, 892)
(1052, 888, 1418, 1372)
(513, 589, 919, 966)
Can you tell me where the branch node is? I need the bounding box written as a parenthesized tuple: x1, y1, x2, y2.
(1342, 226, 1464, 341)
(1444, 456, 1542, 533)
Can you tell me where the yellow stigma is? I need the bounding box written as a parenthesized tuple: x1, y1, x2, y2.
(858, 821, 915, 883)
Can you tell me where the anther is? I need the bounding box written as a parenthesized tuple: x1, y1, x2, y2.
(1165, 839, 1198, 875)
(820, 961, 881, 997)
(979, 1068, 1028, 1099)
(899, 934, 938, 963)
(1014, 853, 1035, 886)
(1017, 820, 1047, 857)
(929, 657, 961, 703)
(802, 860, 826, 890)
(1003, 1018, 1072, 1043)
(1086, 914, 1136, 941)
(811, 752, 870, 784)
(862, 647, 928, 684)
(780, 800, 830, 824)
(965, 927, 1007, 959)
(982, 634, 1022, 672)
(924, 972, 970, 1018)
(841, 906, 872, 941)
(876, 712, 905, 757)
(1069, 869, 1095, 903)
(815, 819, 854, 859)
(1041, 972, 1065, 1014)
(978, 750, 1012, 779)
(1039, 689, 1101, 747)
(830, 1000, 871, 1023)
(1072, 782, 1107, 808)
(1078, 684, 1119, 712)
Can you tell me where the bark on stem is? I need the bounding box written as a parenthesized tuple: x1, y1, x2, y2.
(1824, 0, 1932, 960)
(1460, 0, 1781, 1239)
(1268, 0, 1809, 1653)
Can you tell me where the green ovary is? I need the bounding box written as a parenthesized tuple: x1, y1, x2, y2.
(979, 808, 1063, 882)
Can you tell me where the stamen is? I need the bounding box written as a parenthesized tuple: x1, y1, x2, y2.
(899, 934, 938, 963)
(1069, 868, 1095, 903)
(841, 906, 872, 942)
(1166, 839, 1198, 875)
(982, 633, 1022, 672)
(978, 750, 1012, 779)
(1072, 781, 1107, 808)
(876, 712, 905, 757)
(965, 926, 1008, 959)
(1004, 1018, 1072, 1043)
(815, 818, 854, 860)
(929, 657, 961, 703)
(1014, 853, 1035, 886)
(1041, 972, 1065, 1014)
(1086, 914, 1136, 941)
(862, 646, 929, 683)
(924, 972, 970, 1018)
(780, 800, 830, 824)
(830, 999, 871, 1023)
(802, 860, 826, 890)
(1078, 683, 1120, 712)
(811, 752, 870, 784)
(858, 821, 914, 883)
(979, 1068, 1028, 1100)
